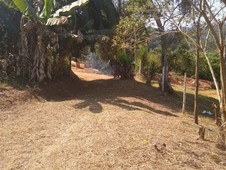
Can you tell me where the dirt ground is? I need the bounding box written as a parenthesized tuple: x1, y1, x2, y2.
(0, 67, 226, 170)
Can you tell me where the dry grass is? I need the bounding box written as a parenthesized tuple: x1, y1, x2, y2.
(0, 69, 226, 170)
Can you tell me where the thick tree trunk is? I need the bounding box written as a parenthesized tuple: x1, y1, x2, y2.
(160, 35, 174, 94)
(18, 22, 59, 82)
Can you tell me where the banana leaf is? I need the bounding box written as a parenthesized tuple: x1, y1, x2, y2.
(53, 0, 89, 17)
(46, 16, 68, 26)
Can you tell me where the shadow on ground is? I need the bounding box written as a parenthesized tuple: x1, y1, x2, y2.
(33, 71, 179, 117)
(35, 70, 217, 117)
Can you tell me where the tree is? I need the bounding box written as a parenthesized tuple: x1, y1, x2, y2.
(175, 0, 226, 148)
(148, 0, 175, 94)
(193, 1, 202, 125)
(112, 0, 152, 79)
(191, 0, 226, 148)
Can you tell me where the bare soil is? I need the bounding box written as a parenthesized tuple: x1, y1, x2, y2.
(0, 68, 226, 170)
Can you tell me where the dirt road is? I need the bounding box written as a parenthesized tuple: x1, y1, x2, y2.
(0, 68, 226, 170)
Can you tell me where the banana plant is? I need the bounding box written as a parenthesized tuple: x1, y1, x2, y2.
(0, 0, 119, 82)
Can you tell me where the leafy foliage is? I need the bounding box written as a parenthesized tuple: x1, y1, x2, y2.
(168, 40, 194, 76)
(114, 50, 134, 79)
(145, 48, 161, 80)
(112, 0, 151, 51)
(199, 52, 220, 82)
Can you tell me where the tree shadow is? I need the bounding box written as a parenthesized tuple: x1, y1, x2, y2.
(75, 99, 103, 114)
(73, 97, 178, 116)
(33, 71, 184, 117)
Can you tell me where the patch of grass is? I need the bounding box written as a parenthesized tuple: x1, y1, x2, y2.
(172, 84, 218, 115)
(0, 82, 8, 90)
(150, 79, 218, 120)
(181, 120, 197, 129)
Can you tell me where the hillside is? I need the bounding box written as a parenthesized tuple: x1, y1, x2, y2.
(0, 68, 226, 170)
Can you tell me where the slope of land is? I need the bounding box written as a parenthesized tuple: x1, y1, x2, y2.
(0, 68, 225, 170)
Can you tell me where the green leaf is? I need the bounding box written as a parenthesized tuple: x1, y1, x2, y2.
(12, 0, 27, 13)
(40, 0, 53, 21)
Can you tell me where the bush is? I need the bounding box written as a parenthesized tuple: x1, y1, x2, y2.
(168, 42, 194, 76)
(168, 42, 220, 82)
(145, 48, 161, 81)
(112, 50, 134, 79)
(132, 46, 161, 83)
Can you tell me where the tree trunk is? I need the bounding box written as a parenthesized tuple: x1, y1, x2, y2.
(216, 47, 226, 148)
(212, 103, 219, 126)
(18, 22, 59, 82)
(194, 14, 201, 125)
(194, 45, 199, 124)
(160, 34, 174, 94)
(220, 47, 226, 123)
(161, 35, 166, 93)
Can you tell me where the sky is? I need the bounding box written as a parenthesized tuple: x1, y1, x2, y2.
(146, 0, 226, 30)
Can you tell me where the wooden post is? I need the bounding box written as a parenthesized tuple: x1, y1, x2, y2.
(198, 126, 205, 140)
(162, 66, 165, 93)
(69, 53, 72, 77)
(182, 72, 187, 114)
(212, 103, 220, 126)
